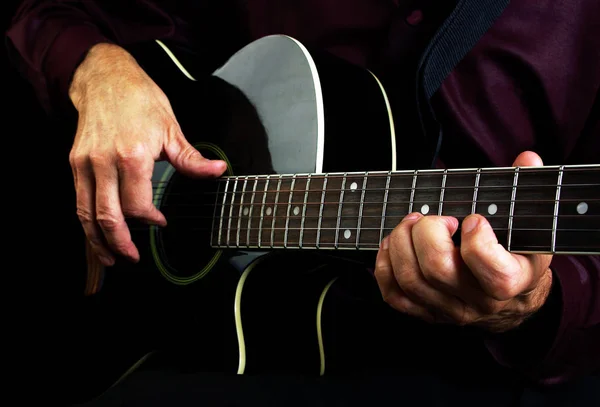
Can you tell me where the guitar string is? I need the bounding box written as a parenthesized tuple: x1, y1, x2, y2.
(137, 213, 600, 221)
(129, 225, 599, 233)
(149, 182, 600, 197)
(153, 197, 600, 209)
(146, 165, 599, 183)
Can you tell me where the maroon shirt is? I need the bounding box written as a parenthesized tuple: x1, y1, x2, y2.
(6, 0, 599, 385)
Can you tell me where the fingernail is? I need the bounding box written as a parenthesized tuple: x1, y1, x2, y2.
(380, 236, 389, 250)
(462, 216, 479, 234)
(403, 212, 421, 222)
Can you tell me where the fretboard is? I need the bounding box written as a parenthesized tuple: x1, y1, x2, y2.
(210, 165, 600, 255)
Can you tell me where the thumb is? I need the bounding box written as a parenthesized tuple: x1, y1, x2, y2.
(164, 132, 227, 178)
(512, 151, 544, 167)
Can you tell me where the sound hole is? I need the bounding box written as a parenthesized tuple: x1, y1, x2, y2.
(154, 159, 222, 284)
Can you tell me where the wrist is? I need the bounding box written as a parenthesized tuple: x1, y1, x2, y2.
(69, 43, 139, 109)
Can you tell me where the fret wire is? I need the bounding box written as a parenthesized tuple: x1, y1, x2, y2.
(472, 168, 481, 214)
(270, 175, 283, 248)
(334, 173, 347, 249)
(316, 174, 329, 249)
(438, 169, 448, 216)
(226, 177, 239, 248)
(210, 179, 220, 247)
(379, 171, 392, 244)
(356, 173, 369, 248)
(507, 168, 520, 251)
(552, 166, 564, 253)
(409, 170, 418, 213)
(217, 178, 229, 247)
(236, 176, 248, 247)
(258, 175, 271, 248)
(246, 176, 259, 248)
(284, 175, 297, 248)
(299, 174, 312, 249)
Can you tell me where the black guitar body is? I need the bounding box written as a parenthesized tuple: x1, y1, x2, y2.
(95, 35, 398, 378)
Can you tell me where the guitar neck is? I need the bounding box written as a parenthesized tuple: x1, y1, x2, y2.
(211, 164, 600, 255)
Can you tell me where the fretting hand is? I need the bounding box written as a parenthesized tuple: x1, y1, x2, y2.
(374, 152, 553, 333)
(69, 43, 227, 266)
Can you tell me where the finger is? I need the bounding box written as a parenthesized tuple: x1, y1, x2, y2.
(460, 214, 534, 301)
(73, 157, 116, 266)
(411, 216, 490, 306)
(92, 154, 140, 262)
(512, 151, 543, 167)
(389, 214, 478, 325)
(117, 145, 167, 227)
(374, 236, 434, 323)
(164, 125, 227, 178)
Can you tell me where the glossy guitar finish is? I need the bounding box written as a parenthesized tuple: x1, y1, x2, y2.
(86, 35, 599, 381)
(88, 35, 396, 377)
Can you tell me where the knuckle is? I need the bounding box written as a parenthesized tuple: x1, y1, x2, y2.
(96, 215, 122, 232)
(70, 152, 88, 169)
(492, 277, 521, 300)
(421, 252, 453, 284)
(116, 143, 147, 164)
(76, 208, 94, 224)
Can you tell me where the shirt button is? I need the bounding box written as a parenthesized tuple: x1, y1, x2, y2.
(406, 9, 424, 26)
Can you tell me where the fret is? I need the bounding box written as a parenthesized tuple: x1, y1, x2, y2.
(555, 166, 600, 253)
(355, 174, 369, 248)
(338, 174, 367, 248)
(226, 177, 239, 247)
(246, 176, 260, 247)
(211, 180, 222, 246)
(334, 174, 347, 249)
(285, 175, 307, 248)
(299, 174, 312, 248)
(442, 169, 477, 220)
(509, 167, 557, 253)
(315, 173, 341, 248)
(315, 174, 329, 248)
(236, 176, 249, 247)
(506, 168, 520, 251)
(357, 173, 388, 247)
(438, 169, 448, 215)
(475, 168, 515, 248)
(302, 175, 325, 247)
(258, 175, 272, 247)
(411, 170, 444, 217)
(408, 170, 418, 213)
(379, 172, 392, 244)
(472, 168, 481, 214)
(217, 178, 230, 246)
(283, 175, 297, 248)
(551, 167, 564, 253)
(270, 175, 284, 248)
(383, 172, 413, 234)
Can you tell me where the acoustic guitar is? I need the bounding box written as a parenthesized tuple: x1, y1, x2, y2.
(82, 35, 599, 384)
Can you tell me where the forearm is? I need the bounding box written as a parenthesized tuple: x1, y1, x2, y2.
(485, 255, 600, 384)
(5, 0, 174, 116)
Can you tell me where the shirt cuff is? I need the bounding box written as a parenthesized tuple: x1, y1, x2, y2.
(43, 24, 112, 113)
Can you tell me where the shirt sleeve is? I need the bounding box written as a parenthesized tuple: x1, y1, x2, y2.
(484, 255, 600, 385)
(5, 1, 174, 116)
